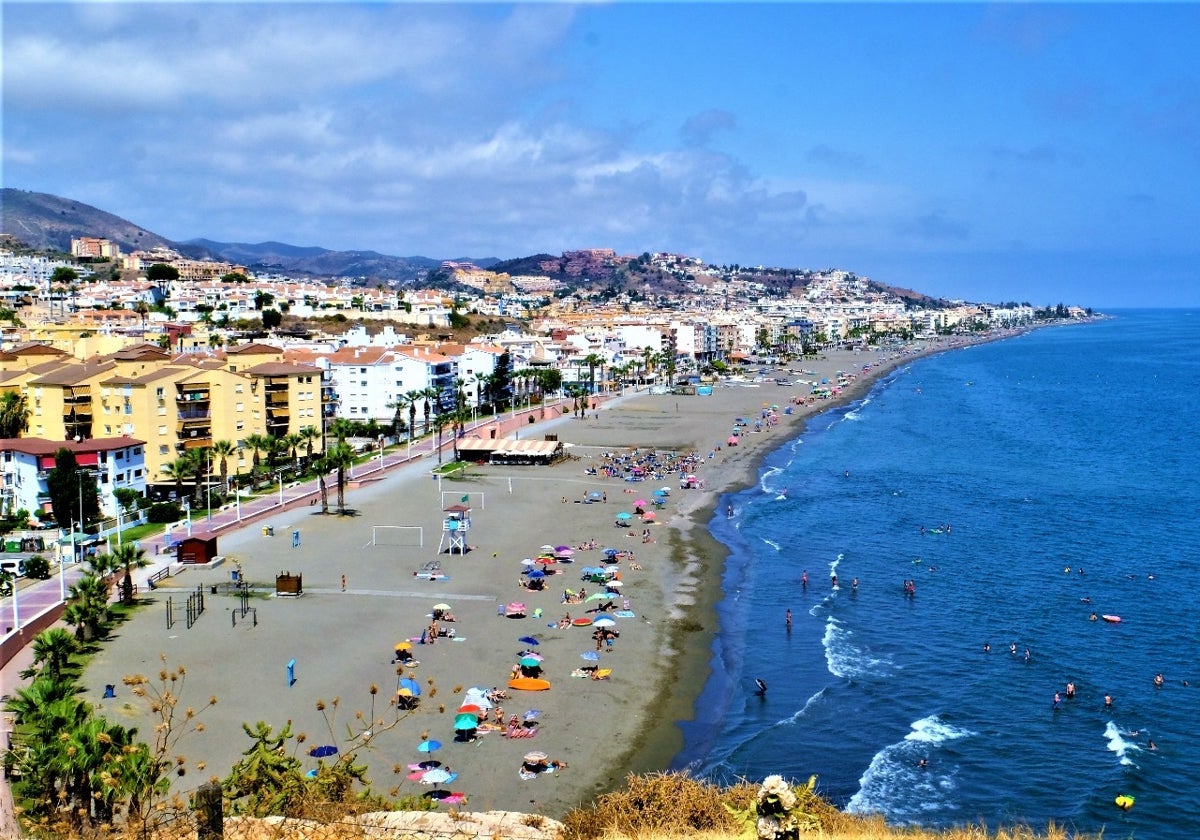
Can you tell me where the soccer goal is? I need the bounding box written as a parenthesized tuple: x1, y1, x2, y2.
(368, 525, 423, 548)
(440, 491, 486, 510)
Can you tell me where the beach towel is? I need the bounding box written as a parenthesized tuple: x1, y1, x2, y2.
(506, 727, 539, 739)
(615, 610, 635, 618)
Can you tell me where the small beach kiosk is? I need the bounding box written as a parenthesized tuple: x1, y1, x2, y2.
(455, 437, 565, 466)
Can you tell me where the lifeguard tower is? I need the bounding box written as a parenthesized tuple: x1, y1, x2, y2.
(438, 504, 472, 554)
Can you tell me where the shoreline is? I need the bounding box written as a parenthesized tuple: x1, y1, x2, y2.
(51, 327, 1070, 824)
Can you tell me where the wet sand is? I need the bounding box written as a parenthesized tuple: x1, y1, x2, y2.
(79, 341, 964, 818)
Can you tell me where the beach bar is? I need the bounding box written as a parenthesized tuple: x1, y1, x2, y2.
(456, 438, 565, 466)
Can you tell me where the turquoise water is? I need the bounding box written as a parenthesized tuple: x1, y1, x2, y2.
(677, 310, 1200, 839)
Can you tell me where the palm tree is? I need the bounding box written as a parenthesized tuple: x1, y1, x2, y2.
(107, 543, 148, 606)
(27, 628, 78, 682)
(282, 432, 304, 469)
(420, 387, 439, 436)
(134, 300, 151, 334)
(212, 439, 236, 492)
(583, 353, 604, 396)
(312, 454, 331, 515)
(404, 390, 423, 440)
(298, 424, 321, 464)
(0, 389, 30, 438)
(162, 457, 193, 505)
(243, 433, 269, 477)
(326, 443, 355, 514)
(185, 448, 206, 505)
(64, 572, 111, 641)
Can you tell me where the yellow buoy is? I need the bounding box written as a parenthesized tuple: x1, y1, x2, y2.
(1114, 794, 1135, 810)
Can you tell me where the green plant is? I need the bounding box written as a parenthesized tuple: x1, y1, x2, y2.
(723, 774, 819, 840)
(21, 554, 50, 580)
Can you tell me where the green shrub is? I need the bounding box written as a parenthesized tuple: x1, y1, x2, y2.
(147, 502, 182, 524)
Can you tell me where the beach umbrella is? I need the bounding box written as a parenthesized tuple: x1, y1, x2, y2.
(658, 487, 671, 493)
(414, 759, 443, 770)
(535, 556, 557, 565)
(581, 651, 601, 661)
(417, 739, 443, 754)
(540, 544, 555, 552)
(423, 789, 459, 801)
(519, 655, 541, 668)
(555, 545, 572, 553)
(421, 768, 456, 785)
(397, 688, 414, 698)
(634, 499, 648, 507)
(454, 717, 479, 731)
(527, 569, 545, 579)
(642, 512, 656, 521)
(457, 704, 483, 715)
(523, 751, 548, 764)
(585, 592, 610, 602)
(652, 489, 668, 497)
(603, 548, 619, 557)
(555, 548, 574, 558)
(433, 603, 451, 611)
(616, 512, 632, 520)
(593, 617, 616, 628)
(308, 745, 338, 758)
(400, 677, 422, 696)
(395, 641, 413, 651)
(605, 579, 624, 588)
(518, 636, 540, 646)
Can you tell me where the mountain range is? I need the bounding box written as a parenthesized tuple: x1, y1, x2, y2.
(1, 188, 950, 306)
(0, 188, 484, 284)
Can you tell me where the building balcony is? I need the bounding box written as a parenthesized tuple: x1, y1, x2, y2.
(177, 410, 211, 422)
(63, 392, 92, 405)
(176, 391, 210, 403)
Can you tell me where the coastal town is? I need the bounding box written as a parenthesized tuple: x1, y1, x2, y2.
(0, 235, 1090, 520)
(0, 229, 1094, 835)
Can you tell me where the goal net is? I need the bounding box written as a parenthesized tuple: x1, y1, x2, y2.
(369, 525, 423, 547)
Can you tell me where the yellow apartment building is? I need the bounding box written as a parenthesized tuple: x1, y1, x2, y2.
(0, 341, 327, 492)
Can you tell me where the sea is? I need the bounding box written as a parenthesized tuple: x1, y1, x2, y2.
(674, 309, 1200, 839)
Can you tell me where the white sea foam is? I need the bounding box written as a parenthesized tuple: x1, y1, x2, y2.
(1104, 720, 1139, 767)
(760, 537, 781, 551)
(846, 715, 973, 821)
(822, 616, 894, 679)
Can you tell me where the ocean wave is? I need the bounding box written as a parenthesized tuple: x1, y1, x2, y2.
(846, 715, 974, 822)
(822, 616, 894, 679)
(760, 537, 781, 551)
(1103, 720, 1139, 767)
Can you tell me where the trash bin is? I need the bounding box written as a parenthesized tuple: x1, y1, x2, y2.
(210, 585, 217, 594)
(262, 526, 269, 536)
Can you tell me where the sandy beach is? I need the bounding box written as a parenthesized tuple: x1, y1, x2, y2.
(76, 340, 964, 818)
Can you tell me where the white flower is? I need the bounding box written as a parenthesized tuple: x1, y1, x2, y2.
(778, 787, 797, 811)
(757, 815, 781, 839)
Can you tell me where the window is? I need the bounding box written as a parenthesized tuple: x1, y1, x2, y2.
(159, 445, 170, 455)
(134, 469, 143, 477)
(236, 421, 245, 431)
(134, 447, 142, 455)
(360, 367, 367, 374)
(158, 425, 167, 436)
(158, 406, 166, 416)
(124, 403, 132, 415)
(235, 384, 244, 394)
(236, 402, 244, 412)
(116, 450, 124, 460)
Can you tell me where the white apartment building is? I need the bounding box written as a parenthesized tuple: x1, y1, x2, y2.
(0, 436, 148, 519)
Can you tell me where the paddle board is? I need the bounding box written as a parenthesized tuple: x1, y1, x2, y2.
(508, 677, 551, 691)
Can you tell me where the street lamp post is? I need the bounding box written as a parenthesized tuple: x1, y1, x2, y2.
(206, 450, 213, 522)
(378, 434, 385, 471)
(278, 472, 284, 506)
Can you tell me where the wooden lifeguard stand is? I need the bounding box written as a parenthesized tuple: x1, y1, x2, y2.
(438, 504, 472, 554)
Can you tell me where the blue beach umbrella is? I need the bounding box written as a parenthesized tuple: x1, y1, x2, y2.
(417, 739, 443, 753)
(581, 651, 601, 661)
(400, 677, 422, 697)
(308, 744, 338, 758)
(454, 717, 479, 731)
(519, 636, 540, 646)
(616, 512, 633, 520)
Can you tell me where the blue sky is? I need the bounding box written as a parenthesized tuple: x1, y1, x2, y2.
(4, 3, 1198, 307)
